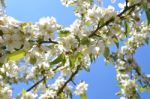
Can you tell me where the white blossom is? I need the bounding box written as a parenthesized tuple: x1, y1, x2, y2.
(0, 86, 12, 99)
(0, 0, 149, 98)
(39, 90, 56, 99)
(74, 81, 88, 95)
(20, 92, 37, 99)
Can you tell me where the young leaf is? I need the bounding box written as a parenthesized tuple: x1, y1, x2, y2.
(138, 86, 150, 93)
(69, 52, 83, 68)
(67, 89, 73, 99)
(80, 93, 87, 99)
(145, 37, 149, 45)
(89, 54, 96, 62)
(146, 10, 150, 25)
(103, 47, 110, 59)
(60, 92, 65, 99)
(0, 63, 3, 67)
(113, 36, 119, 48)
(124, 21, 130, 36)
(59, 30, 70, 37)
(83, 66, 90, 72)
(69, 55, 76, 68)
(50, 53, 65, 65)
(7, 50, 26, 61)
(115, 91, 122, 96)
(89, 0, 93, 4)
(75, 35, 80, 43)
(142, 2, 150, 24)
(0, 30, 3, 36)
(29, 55, 37, 65)
(76, 52, 83, 61)
(85, 21, 91, 26)
(22, 89, 27, 95)
(81, 37, 90, 45)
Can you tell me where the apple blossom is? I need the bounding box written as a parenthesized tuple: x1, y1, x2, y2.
(0, 0, 149, 99)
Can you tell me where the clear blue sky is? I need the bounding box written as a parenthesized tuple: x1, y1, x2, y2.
(5, 0, 150, 98)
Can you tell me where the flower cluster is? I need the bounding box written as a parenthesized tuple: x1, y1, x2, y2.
(74, 81, 88, 95)
(0, 85, 12, 99)
(19, 92, 37, 99)
(110, 23, 150, 98)
(0, 0, 150, 99)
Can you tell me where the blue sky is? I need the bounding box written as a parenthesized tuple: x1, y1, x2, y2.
(5, 0, 150, 98)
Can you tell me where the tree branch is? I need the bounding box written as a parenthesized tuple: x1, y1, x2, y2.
(56, 65, 81, 95)
(26, 1, 141, 95)
(29, 38, 58, 45)
(89, 2, 141, 37)
(39, 38, 58, 44)
(26, 65, 61, 92)
(26, 76, 46, 92)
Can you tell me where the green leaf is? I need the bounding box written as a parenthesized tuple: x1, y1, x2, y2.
(103, 47, 110, 59)
(75, 35, 81, 47)
(80, 93, 87, 99)
(142, 2, 150, 24)
(76, 52, 83, 61)
(0, 63, 3, 67)
(115, 91, 122, 96)
(37, 36, 44, 44)
(67, 89, 73, 99)
(89, 54, 96, 62)
(69, 55, 76, 68)
(83, 66, 90, 72)
(0, 30, 3, 36)
(145, 37, 149, 45)
(22, 89, 27, 95)
(50, 53, 65, 65)
(146, 10, 150, 25)
(142, 2, 147, 10)
(85, 21, 91, 26)
(138, 86, 150, 93)
(59, 30, 71, 37)
(60, 92, 65, 98)
(7, 50, 26, 61)
(48, 45, 55, 49)
(81, 37, 90, 45)
(139, 87, 146, 93)
(124, 21, 130, 36)
(75, 35, 80, 43)
(29, 56, 37, 65)
(69, 52, 83, 68)
(113, 36, 119, 48)
(89, 0, 93, 5)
